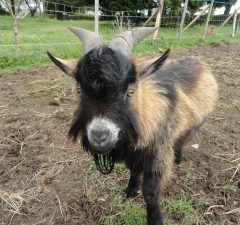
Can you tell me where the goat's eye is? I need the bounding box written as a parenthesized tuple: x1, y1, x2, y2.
(77, 88, 82, 95)
(127, 90, 134, 97)
(126, 84, 136, 98)
(76, 83, 82, 95)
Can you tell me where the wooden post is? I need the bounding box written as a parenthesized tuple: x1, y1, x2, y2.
(232, 11, 237, 37)
(142, 8, 158, 27)
(94, 0, 99, 34)
(42, 0, 45, 18)
(152, 0, 164, 43)
(236, 15, 240, 36)
(179, 0, 188, 38)
(216, 6, 240, 33)
(203, 0, 214, 39)
(182, 4, 210, 33)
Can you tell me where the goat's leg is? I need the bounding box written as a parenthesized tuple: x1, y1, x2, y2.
(173, 139, 184, 164)
(142, 172, 163, 225)
(125, 171, 141, 198)
(174, 119, 206, 164)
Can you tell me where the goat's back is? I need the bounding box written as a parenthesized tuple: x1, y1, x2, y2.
(132, 58, 218, 148)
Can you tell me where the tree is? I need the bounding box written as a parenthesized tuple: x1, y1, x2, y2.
(25, 0, 37, 16)
(95, 0, 157, 26)
(99, 0, 157, 14)
(24, 0, 44, 17)
(0, 0, 25, 51)
(223, 0, 237, 15)
(207, 0, 237, 15)
(163, 0, 205, 16)
(188, 0, 205, 15)
(46, 0, 94, 13)
(10, 0, 15, 14)
(0, 3, 9, 14)
(163, 0, 181, 13)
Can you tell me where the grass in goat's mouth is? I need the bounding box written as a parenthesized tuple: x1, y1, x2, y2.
(93, 152, 116, 174)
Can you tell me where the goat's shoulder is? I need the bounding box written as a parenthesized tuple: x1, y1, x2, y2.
(159, 58, 204, 79)
(155, 58, 211, 93)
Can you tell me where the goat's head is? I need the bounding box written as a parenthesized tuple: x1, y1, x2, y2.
(47, 27, 169, 173)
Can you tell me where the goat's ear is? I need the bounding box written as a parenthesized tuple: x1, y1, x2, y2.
(47, 51, 78, 78)
(141, 49, 171, 77)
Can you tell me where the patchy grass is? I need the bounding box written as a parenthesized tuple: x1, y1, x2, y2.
(1, 15, 240, 72)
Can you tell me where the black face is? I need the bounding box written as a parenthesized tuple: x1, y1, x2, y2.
(68, 46, 140, 156)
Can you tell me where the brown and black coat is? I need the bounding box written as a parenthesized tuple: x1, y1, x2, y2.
(47, 27, 218, 225)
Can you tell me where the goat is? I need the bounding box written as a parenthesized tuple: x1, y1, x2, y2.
(47, 27, 218, 225)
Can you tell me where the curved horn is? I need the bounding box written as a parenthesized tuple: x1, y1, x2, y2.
(108, 27, 158, 57)
(68, 27, 103, 54)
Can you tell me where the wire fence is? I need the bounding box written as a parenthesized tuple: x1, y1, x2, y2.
(0, 1, 239, 70)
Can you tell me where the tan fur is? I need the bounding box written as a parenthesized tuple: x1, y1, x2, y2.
(132, 76, 171, 148)
(133, 56, 173, 82)
(55, 57, 78, 77)
(133, 56, 162, 78)
(173, 68, 218, 140)
(131, 61, 217, 189)
(132, 73, 176, 189)
(156, 146, 174, 190)
(132, 60, 218, 148)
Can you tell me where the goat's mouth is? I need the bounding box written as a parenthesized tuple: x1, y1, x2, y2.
(88, 138, 117, 174)
(90, 141, 115, 155)
(93, 151, 116, 174)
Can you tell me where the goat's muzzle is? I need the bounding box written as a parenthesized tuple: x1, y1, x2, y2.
(86, 116, 119, 174)
(89, 129, 114, 154)
(87, 116, 120, 155)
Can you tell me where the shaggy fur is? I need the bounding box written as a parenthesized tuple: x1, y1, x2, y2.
(47, 44, 218, 225)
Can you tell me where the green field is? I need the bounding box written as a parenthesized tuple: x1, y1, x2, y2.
(0, 15, 239, 72)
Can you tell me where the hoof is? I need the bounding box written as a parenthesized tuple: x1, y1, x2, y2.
(125, 187, 139, 198)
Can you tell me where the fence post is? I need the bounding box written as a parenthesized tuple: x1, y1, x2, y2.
(152, 0, 164, 43)
(182, 4, 210, 33)
(94, 0, 99, 34)
(179, 0, 188, 38)
(142, 8, 158, 27)
(216, 6, 240, 34)
(236, 15, 240, 36)
(232, 11, 237, 37)
(203, 0, 214, 39)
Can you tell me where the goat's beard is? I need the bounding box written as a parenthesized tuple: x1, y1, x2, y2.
(92, 132, 137, 174)
(93, 151, 116, 174)
(81, 133, 116, 174)
(80, 121, 139, 174)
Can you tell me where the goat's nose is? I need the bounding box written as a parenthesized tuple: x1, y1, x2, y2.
(91, 130, 109, 144)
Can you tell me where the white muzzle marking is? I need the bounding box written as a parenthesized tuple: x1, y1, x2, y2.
(87, 116, 120, 153)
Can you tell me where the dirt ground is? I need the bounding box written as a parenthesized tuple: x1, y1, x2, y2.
(0, 42, 239, 225)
